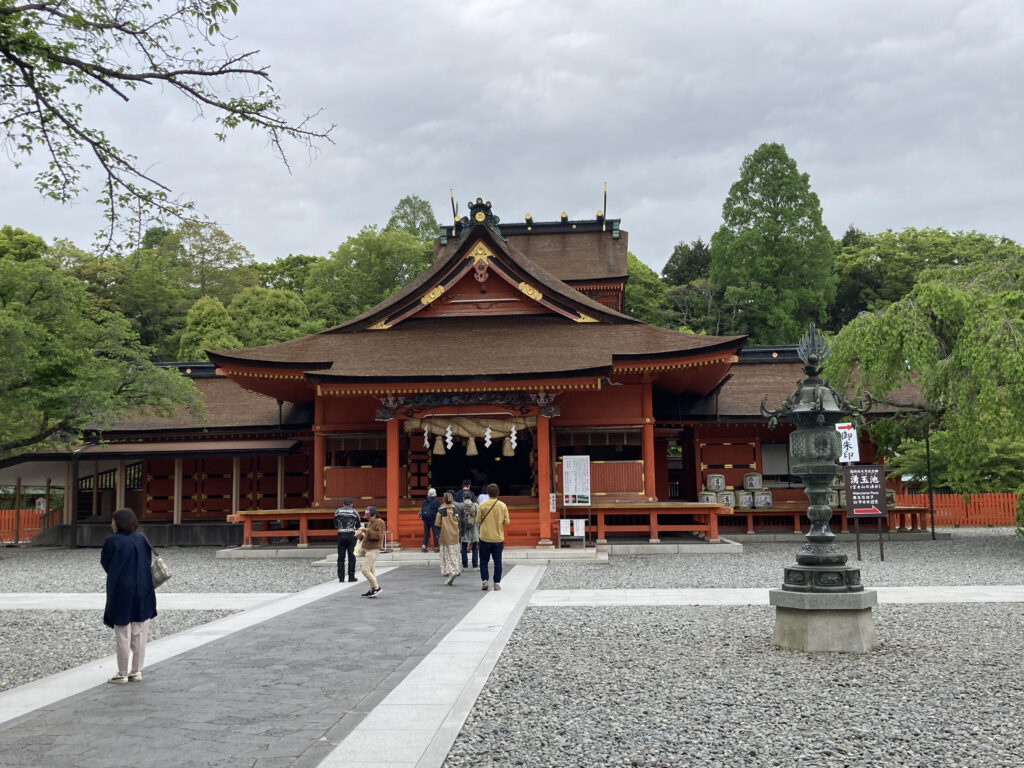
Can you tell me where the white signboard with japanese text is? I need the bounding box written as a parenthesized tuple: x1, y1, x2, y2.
(836, 422, 860, 463)
(562, 455, 591, 506)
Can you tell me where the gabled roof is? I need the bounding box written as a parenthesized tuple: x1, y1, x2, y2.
(207, 200, 745, 399)
(434, 211, 629, 283)
(328, 202, 636, 333)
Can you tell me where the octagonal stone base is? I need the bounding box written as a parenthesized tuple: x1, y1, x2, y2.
(770, 589, 879, 653)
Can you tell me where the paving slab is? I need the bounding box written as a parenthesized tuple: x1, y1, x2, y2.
(0, 566, 495, 768)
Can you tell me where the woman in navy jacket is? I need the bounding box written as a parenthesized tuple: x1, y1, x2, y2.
(100, 508, 157, 684)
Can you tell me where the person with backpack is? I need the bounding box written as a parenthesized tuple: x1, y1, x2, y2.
(458, 490, 479, 571)
(419, 488, 440, 552)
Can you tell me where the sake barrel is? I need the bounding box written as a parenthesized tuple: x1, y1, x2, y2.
(753, 490, 773, 508)
(743, 472, 763, 490)
(698, 491, 719, 505)
(706, 473, 726, 491)
(717, 491, 736, 508)
(737, 490, 754, 509)
(827, 490, 840, 508)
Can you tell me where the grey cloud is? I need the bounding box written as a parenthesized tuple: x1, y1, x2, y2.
(3, 0, 1021, 270)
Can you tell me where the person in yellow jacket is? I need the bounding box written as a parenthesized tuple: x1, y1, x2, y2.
(476, 483, 510, 591)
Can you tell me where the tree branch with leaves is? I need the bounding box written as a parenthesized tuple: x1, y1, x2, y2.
(0, 0, 333, 243)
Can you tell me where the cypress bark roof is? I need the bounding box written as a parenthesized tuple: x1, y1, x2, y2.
(208, 211, 744, 383)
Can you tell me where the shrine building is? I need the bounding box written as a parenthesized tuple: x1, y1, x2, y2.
(1, 198, 899, 547)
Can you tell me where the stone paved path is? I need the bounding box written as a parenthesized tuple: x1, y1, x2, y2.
(0, 566, 511, 768)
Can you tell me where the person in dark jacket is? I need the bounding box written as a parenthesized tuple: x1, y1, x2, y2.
(334, 498, 361, 583)
(419, 488, 440, 552)
(100, 507, 157, 684)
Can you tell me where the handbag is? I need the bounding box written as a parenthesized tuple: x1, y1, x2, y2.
(142, 532, 171, 588)
(354, 537, 365, 557)
(151, 552, 172, 588)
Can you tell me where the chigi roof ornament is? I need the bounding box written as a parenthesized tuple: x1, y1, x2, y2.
(442, 196, 505, 245)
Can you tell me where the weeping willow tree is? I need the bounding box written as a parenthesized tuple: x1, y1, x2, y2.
(824, 247, 1024, 534)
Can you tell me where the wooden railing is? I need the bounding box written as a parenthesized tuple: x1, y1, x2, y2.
(0, 509, 47, 543)
(713, 492, 1020, 534)
(227, 499, 724, 547)
(894, 492, 1019, 527)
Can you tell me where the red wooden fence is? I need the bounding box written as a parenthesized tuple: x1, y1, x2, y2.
(0, 509, 47, 543)
(895, 493, 1020, 527)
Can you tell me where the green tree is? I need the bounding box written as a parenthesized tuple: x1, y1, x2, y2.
(386, 195, 440, 243)
(661, 238, 711, 286)
(882, 421, 1024, 495)
(162, 221, 256, 304)
(710, 142, 836, 344)
(0, 1, 332, 240)
(825, 249, 1024, 532)
(227, 287, 323, 348)
(253, 254, 325, 297)
(177, 296, 241, 361)
(304, 227, 432, 326)
(0, 225, 47, 261)
(624, 252, 673, 328)
(666, 279, 731, 336)
(829, 228, 1020, 332)
(0, 258, 201, 456)
(51, 236, 191, 360)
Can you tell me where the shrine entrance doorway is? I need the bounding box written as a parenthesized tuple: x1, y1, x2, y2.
(428, 430, 534, 497)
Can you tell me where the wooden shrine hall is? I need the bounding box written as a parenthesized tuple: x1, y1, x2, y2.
(3, 198, 897, 547)
(206, 198, 748, 546)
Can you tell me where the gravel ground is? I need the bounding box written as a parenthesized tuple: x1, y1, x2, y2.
(0, 546, 336, 593)
(540, 527, 1024, 589)
(443, 603, 1024, 768)
(0, 610, 230, 692)
(0, 546, 335, 692)
(2, 529, 1022, 767)
(442, 528, 1024, 768)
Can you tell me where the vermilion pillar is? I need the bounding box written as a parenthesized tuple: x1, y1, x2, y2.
(313, 431, 325, 507)
(536, 413, 553, 546)
(386, 417, 400, 523)
(641, 382, 656, 501)
(313, 395, 325, 508)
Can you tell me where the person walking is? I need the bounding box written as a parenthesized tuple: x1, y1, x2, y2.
(435, 492, 462, 585)
(356, 506, 386, 598)
(458, 490, 479, 571)
(419, 488, 440, 552)
(100, 507, 157, 684)
(477, 483, 510, 592)
(334, 498, 360, 583)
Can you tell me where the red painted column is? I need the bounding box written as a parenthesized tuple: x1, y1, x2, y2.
(386, 418, 400, 524)
(536, 413, 553, 546)
(313, 394, 325, 507)
(641, 382, 656, 501)
(313, 432, 325, 507)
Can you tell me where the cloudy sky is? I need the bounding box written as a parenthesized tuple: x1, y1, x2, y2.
(3, 0, 1022, 271)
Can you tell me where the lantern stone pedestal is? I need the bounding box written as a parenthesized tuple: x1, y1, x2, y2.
(770, 589, 879, 653)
